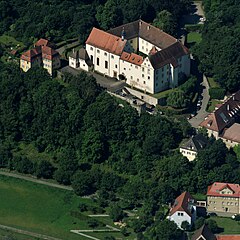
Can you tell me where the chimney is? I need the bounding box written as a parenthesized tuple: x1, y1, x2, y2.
(121, 27, 126, 41)
(147, 25, 150, 30)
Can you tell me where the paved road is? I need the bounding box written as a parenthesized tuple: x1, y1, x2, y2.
(60, 66, 126, 92)
(0, 170, 73, 191)
(188, 75, 210, 128)
(0, 224, 62, 240)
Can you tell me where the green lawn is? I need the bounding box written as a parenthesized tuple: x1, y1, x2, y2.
(192, 193, 206, 201)
(0, 34, 24, 48)
(210, 216, 240, 234)
(0, 228, 39, 240)
(208, 77, 220, 88)
(0, 175, 130, 240)
(152, 88, 175, 99)
(187, 32, 202, 44)
(207, 99, 222, 112)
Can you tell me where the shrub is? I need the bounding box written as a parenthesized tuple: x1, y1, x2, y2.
(209, 87, 225, 100)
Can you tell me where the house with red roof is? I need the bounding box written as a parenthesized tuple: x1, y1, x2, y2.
(20, 39, 60, 76)
(69, 20, 190, 94)
(199, 90, 240, 148)
(167, 191, 197, 229)
(207, 182, 240, 216)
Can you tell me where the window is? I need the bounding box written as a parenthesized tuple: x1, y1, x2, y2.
(97, 57, 99, 66)
(143, 81, 146, 84)
(135, 66, 138, 69)
(137, 78, 139, 82)
(105, 61, 108, 69)
(111, 55, 114, 59)
(130, 40, 133, 43)
(124, 68, 126, 70)
(90, 55, 93, 62)
(156, 83, 158, 87)
(142, 74, 144, 78)
(104, 52, 107, 56)
(142, 68, 144, 72)
(115, 64, 117, 68)
(142, 46, 144, 50)
(146, 48, 148, 52)
(148, 76, 150, 80)
(90, 47, 93, 50)
(131, 76, 133, 79)
(97, 49, 100, 53)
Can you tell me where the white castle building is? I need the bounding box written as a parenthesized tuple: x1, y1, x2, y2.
(69, 20, 190, 94)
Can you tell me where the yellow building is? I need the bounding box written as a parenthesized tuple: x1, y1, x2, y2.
(20, 39, 60, 75)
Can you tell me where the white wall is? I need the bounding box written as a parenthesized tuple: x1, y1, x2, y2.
(139, 37, 161, 55)
(169, 211, 191, 229)
(179, 148, 197, 161)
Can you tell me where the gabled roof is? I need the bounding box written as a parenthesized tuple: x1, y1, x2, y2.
(199, 90, 240, 132)
(181, 134, 208, 152)
(149, 42, 188, 69)
(120, 52, 143, 66)
(20, 46, 42, 62)
(108, 19, 178, 50)
(41, 46, 59, 60)
(191, 224, 217, 240)
(222, 123, 240, 143)
(69, 48, 89, 60)
(169, 191, 195, 217)
(207, 182, 240, 197)
(35, 38, 55, 48)
(86, 27, 127, 56)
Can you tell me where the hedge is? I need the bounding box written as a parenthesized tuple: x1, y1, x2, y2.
(209, 87, 225, 100)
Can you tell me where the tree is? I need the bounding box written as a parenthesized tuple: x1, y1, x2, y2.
(96, 0, 123, 30)
(206, 219, 219, 233)
(195, 217, 205, 229)
(35, 160, 55, 179)
(109, 204, 125, 222)
(181, 220, 191, 231)
(153, 10, 177, 35)
(167, 90, 189, 109)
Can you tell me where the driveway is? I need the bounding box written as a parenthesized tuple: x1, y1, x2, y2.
(188, 75, 210, 128)
(60, 66, 126, 93)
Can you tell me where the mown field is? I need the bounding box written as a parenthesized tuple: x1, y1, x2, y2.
(0, 175, 131, 240)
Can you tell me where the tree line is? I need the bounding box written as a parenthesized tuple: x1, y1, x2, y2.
(194, 0, 240, 92)
(0, 0, 191, 45)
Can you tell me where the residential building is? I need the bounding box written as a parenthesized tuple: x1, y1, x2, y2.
(180, 134, 208, 161)
(207, 182, 240, 215)
(69, 48, 91, 72)
(20, 38, 60, 75)
(167, 191, 197, 229)
(191, 224, 216, 240)
(199, 90, 240, 148)
(69, 20, 190, 94)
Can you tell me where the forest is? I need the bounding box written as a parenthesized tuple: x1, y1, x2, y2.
(0, 63, 239, 239)
(0, 0, 191, 44)
(194, 0, 240, 92)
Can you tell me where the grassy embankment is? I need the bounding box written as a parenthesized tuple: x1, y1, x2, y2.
(0, 174, 134, 240)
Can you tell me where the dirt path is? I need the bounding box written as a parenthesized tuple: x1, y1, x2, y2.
(0, 170, 73, 191)
(0, 224, 63, 240)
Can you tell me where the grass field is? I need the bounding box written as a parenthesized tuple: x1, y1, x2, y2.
(207, 99, 222, 112)
(0, 228, 39, 240)
(210, 216, 240, 234)
(187, 32, 202, 44)
(0, 34, 24, 48)
(208, 77, 220, 88)
(0, 175, 132, 240)
(152, 88, 175, 99)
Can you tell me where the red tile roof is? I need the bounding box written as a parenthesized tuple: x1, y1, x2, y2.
(35, 38, 50, 47)
(217, 236, 240, 240)
(120, 52, 143, 66)
(222, 123, 240, 143)
(169, 191, 195, 217)
(20, 41, 59, 62)
(207, 182, 240, 198)
(199, 90, 240, 132)
(86, 27, 127, 56)
(20, 46, 42, 62)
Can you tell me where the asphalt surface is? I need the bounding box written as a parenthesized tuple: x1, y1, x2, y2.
(188, 75, 210, 128)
